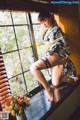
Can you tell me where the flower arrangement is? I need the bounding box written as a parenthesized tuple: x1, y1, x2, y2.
(4, 93, 30, 116)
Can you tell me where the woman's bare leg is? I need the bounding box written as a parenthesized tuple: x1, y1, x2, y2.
(50, 64, 68, 86)
(30, 59, 54, 102)
(51, 65, 63, 86)
(51, 65, 79, 87)
(30, 54, 64, 102)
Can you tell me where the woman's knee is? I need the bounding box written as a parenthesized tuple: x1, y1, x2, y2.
(30, 59, 46, 73)
(52, 80, 60, 87)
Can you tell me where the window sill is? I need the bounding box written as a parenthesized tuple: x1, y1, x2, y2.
(25, 80, 80, 120)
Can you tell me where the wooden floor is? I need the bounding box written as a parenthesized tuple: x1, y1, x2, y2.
(68, 105, 80, 120)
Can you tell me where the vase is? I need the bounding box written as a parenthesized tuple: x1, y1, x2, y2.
(16, 111, 27, 120)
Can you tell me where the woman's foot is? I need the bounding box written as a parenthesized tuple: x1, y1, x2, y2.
(73, 74, 80, 81)
(48, 87, 54, 102)
(73, 77, 79, 81)
(68, 76, 79, 82)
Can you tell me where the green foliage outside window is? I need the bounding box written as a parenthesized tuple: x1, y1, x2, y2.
(0, 11, 51, 95)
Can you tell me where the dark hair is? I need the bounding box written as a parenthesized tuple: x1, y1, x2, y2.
(38, 11, 51, 22)
(38, 10, 55, 25)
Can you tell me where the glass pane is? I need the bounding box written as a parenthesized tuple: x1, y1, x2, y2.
(3, 51, 22, 78)
(0, 27, 17, 53)
(20, 48, 34, 71)
(31, 13, 39, 23)
(24, 71, 39, 92)
(0, 12, 12, 25)
(12, 12, 27, 24)
(9, 75, 26, 95)
(37, 44, 46, 59)
(33, 25, 45, 43)
(15, 26, 31, 49)
(41, 69, 51, 81)
(33, 25, 46, 58)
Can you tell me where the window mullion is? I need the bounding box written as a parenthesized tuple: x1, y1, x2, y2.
(27, 13, 38, 61)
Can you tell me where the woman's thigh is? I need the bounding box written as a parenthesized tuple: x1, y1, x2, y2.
(34, 54, 63, 70)
(51, 65, 63, 86)
(31, 59, 47, 70)
(51, 64, 68, 86)
(46, 54, 63, 67)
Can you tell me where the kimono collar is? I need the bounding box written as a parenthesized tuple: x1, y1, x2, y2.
(44, 23, 59, 41)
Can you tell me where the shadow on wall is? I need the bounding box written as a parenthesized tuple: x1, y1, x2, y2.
(54, 5, 80, 74)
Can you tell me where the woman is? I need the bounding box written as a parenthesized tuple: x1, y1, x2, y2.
(30, 11, 78, 102)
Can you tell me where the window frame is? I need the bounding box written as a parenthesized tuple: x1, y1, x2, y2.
(0, 11, 51, 96)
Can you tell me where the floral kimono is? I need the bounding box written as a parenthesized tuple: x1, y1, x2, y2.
(43, 23, 77, 78)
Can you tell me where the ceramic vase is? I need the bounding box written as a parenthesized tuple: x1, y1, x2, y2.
(16, 111, 27, 120)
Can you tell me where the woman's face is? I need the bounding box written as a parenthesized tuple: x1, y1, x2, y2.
(40, 18, 51, 29)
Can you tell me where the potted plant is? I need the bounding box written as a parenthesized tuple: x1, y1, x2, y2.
(4, 93, 30, 120)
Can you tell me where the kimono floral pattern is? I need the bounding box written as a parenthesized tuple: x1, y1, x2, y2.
(43, 24, 77, 77)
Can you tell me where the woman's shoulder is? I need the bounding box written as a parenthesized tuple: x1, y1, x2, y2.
(52, 23, 65, 39)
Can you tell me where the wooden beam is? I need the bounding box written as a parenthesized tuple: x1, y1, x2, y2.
(0, 0, 57, 13)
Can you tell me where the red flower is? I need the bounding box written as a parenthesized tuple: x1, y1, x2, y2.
(16, 99, 22, 105)
(5, 97, 12, 104)
(5, 94, 30, 115)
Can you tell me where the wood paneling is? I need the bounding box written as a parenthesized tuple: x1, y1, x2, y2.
(56, 5, 80, 73)
(0, 0, 57, 13)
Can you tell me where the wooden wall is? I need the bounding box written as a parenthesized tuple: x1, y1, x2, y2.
(56, 5, 80, 74)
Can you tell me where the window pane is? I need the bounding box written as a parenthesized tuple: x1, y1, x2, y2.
(41, 69, 51, 81)
(3, 51, 22, 78)
(24, 71, 39, 92)
(33, 25, 45, 43)
(9, 75, 26, 95)
(12, 12, 27, 24)
(0, 12, 12, 25)
(33, 25, 46, 59)
(20, 48, 34, 71)
(31, 13, 39, 23)
(15, 26, 31, 49)
(0, 27, 17, 53)
(37, 44, 46, 59)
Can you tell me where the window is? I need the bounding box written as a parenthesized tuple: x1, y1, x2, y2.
(31, 13, 51, 81)
(0, 11, 51, 95)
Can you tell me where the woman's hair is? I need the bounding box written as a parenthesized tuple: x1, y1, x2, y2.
(38, 10, 55, 24)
